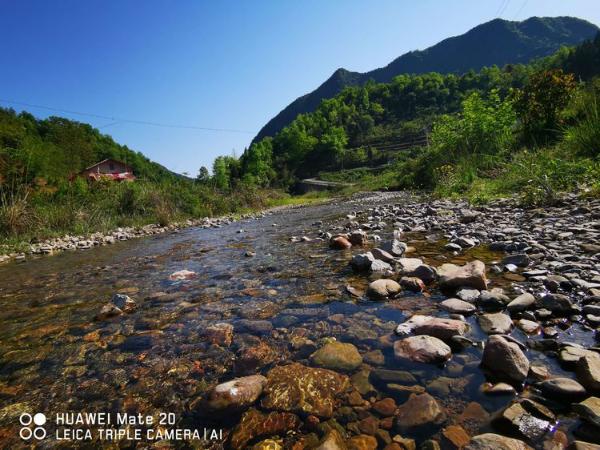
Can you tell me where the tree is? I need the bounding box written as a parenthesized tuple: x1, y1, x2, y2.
(514, 69, 576, 145)
(196, 166, 210, 184)
(241, 138, 275, 186)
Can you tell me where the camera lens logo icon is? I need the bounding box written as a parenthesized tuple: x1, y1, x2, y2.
(19, 413, 47, 440)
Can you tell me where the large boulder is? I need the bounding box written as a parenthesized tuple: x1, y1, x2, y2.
(577, 354, 600, 393)
(311, 341, 363, 372)
(366, 279, 401, 301)
(204, 375, 267, 413)
(478, 313, 513, 335)
(261, 363, 350, 418)
(481, 335, 529, 384)
(438, 260, 488, 291)
(393, 335, 451, 364)
(395, 315, 469, 342)
(465, 433, 531, 450)
(229, 408, 300, 449)
(394, 393, 447, 433)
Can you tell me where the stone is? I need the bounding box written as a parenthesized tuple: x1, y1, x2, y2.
(330, 235, 352, 250)
(538, 294, 573, 314)
(352, 253, 375, 271)
(577, 355, 600, 393)
(517, 319, 540, 335)
(168, 269, 196, 280)
(317, 429, 347, 450)
(507, 293, 536, 313)
(261, 363, 350, 418)
(204, 375, 267, 412)
(366, 279, 401, 301)
(370, 369, 417, 385)
(495, 402, 552, 440)
(372, 248, 398, 264)
(539, 378, 587, 402)
(235, 341, 277, 374)
(442, 425, 470, 450)
(573, 397, 600, 427)
(311, 341, 363, 372)
(229, 409, 300, 449)
(358, 416, 379, 435)
(371, 259, 393, 273)
(205, 323, 234, 346)
(408, 264, 438, 284)
(348, 435, 377, 450)
(350, 230, 368, 246)
(390, 240, 407, 257)
(438, 260, 488, 291)
(393, 336, 451, 364)
(111, 293, 136, 312)
(481, 335, 529, 384)
(95, 303, 123, 321)
(560, 346, 599, 368)
(478, 313, 513, 335)
(465, 433, 531, 450)
(502, 254, 530, 268)
(372, 398, 397, 417)
(440, 298, 476, 315)
(457, 288, 480, 303)
(397, 258, 424, 273)
(252, 439, 282, 450)
(394, 393, 446, 432)
(478, 290, 511, 310)
(399, 277, 425, 292)
(395, 315, 469, 342)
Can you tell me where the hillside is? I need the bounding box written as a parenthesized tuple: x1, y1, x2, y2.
(253, 16, 599, 143)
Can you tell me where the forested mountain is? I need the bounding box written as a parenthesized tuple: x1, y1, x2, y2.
(253, 16, 599, 143)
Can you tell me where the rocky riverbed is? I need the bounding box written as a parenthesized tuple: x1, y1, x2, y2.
(0, 191, 599, 449)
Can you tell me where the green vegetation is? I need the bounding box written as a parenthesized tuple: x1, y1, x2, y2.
(2, 31, 599, 248)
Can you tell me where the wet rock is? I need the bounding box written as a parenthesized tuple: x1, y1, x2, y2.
(390, 240, 407, 257)
(441, 425, 470, 450)
(372, 248, 398, 264)
(261, 363, 350, 418)
(205, 323, 234, 346)
(481, 335, 529, 384)
(559, 346, 599, 368)
(397, 258, 424, 274)
(483, 382, 516, 395)
(457, 288, 480, 303)
(95, 303, 123, 321)
(229, 408, 300, 449)
(440, 298, 476, 315)
(358, 415, 379, 435)
(465, 433, 531, 450)
(350, 230, 368, 246)
(311, 341, 363, 372)
(507, 293, 536, 313)
(330, 235, 352, 250)
(352, 369, 377, 396)
(478, 290, 511, 310)
(517, 319, 541, 335)
(538, 294, 574, 314)
(502, 254, 530, 268)
(363, 349, 385, 366)
(235, 341, 277, 374)
(394, 393, 446, 433)
(372, 398, 397, 417)
(370, 369, 417, 385)
(494, 401, 553, 440)
(478, 313, 513, 335)
(539, 377, 587, 402)
(399, 277, 425, 292)
(204, 375, 267, 412)
(111, 293, 136, 312)
(371, 259, 393, 273)
(396, 315, 469, 342)
(366, 279, 401, 301)
(352, 253, 376, 271)
(168, 269, 196, 280)
(236, 319, 274, 334)
(438, 260, 487, 291)
(393, 335, 451, 364)
(120, 334, 155, 352)
(316, 428, 347, 450)
(577, 355, 600, 393)
(348, 434, 378, 450)
(574, 397, 600, 427)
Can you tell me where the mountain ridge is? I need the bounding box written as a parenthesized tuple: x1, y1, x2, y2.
(252, 16, 599, 144)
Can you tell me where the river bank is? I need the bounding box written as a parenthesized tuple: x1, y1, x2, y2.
(0, 191, 598, 449)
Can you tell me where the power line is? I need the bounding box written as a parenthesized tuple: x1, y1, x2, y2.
(0, 98, 254, 134)
(513, 0, 528, 19)
(498, 0, 511, 17)
(495, 0, 507, 17)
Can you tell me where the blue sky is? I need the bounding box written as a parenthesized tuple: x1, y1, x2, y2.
(1, 1, 599, 175)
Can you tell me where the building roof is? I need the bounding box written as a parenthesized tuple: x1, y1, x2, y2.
(82, 158, 134, 172)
